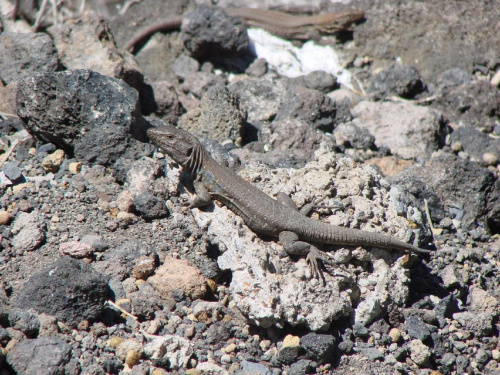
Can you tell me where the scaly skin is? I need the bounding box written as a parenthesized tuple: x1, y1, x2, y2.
(147, 125, 433, 278)
(124, 7, 364, 51)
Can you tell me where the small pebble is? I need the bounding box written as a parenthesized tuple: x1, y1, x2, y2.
(77, 320, 89, 331)
(125, 349, 140, 366)
(388, 328, 401, 343)
(223, 343, 237, 353)
(283, 334, 300, 348)
(108, 336, 123, 348)
(483, 152, 498, 166)
(116, 211, 137, 224)
(59, 241, 94, 258)
(133, 256, 156, 279)
(0, 210, 11, 225)
(492, 349, 500, 361)
(42, 149, 65, 172)
(69, 162, 82, 174)
(451, 142, 463, 152)
(260, 340, 271, 351)
(408, 339, 431, 366)
(2, 162, 23, 182)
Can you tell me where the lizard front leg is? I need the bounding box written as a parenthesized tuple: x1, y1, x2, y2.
(187, 179, 212, 208)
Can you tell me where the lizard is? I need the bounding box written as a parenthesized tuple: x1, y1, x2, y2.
(147, 125, 434, 279)
(124, 7, 365, 52)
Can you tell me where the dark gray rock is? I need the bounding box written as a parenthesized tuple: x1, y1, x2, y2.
(475, 348, 489, 365)
(275, 85, 351, 132)
(0, 117, 25, 136)
(228, 78, 286, 123)
(81, 364, 106, 375)
(14, 256, 108, 327)
(456, 355, 469, 374)
(80, 234, 109, 252)
(107, 277, 127, 300)
(178, 84, 244, 144)
(405, 315, 431, 341)
(0, 32, 59, 85)
(0, 327, 9, 346)
(333, 123, 375, 150)
(393, 345, 408, 361)
(172, 54, 200, 80)
(289, 70, 339, 94)
(337, 339, 354, 353)
(201, 138, 240, 169)
(436, 68, 471, 90)
(181, 5, 250, 60)
(440, 352, 456, 367)
(0, 346, 4, 369)
(353, 323, 369, 337)
(300, 333, 336, 364)
(102, 358, 123, 374)
(134, 192, 168, 220)
(96, 240, 155, 280)
(357, 346, 383, 360)
(180, 72, 228, 99)
(368, 319, 390, 335)
(453, 311, 493, 336)
(437, 80, 500, 131)
(277, 344, 299, 364)
(147, 80, 184, 123)
(0, 291, 9, 326)
(288, 359, 317, 375)
(8, 308, 40, 336)
(17, 69, 150, 167)
(245, 58, 268, 78)
(434, 294, 460, 323)
(37, 144, 57, 154)
(6, 337, 79, 375)
(130, 282, 166, 320)
(450, 126, 500, 165)
(257, 118, 334, 161)
(2, 162, 24, 183)
(369, 64, 426, 100)
(204, 321, 233, 345)
(392, 153, 500, 233)
(237, 360, 272, 375)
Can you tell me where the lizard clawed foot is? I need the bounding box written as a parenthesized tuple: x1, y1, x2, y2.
(306, 247, 353, 284)
(306, 247, 336, 284)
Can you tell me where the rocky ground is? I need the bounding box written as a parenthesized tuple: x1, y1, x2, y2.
(0, 0, 499, 374)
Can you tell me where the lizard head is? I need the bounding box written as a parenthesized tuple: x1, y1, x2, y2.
(147, 125, 200, 166)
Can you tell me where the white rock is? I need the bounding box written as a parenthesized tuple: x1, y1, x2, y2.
(352, 101, 446, 160)
(143, 334, 192, 370)
(186, 145, 424, 331)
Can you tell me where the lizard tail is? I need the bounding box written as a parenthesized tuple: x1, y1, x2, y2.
(124, 18, 183, 52)
(302, 221, 433, 254)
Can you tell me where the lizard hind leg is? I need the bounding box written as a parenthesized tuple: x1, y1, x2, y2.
(279, 231, 336, 281)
